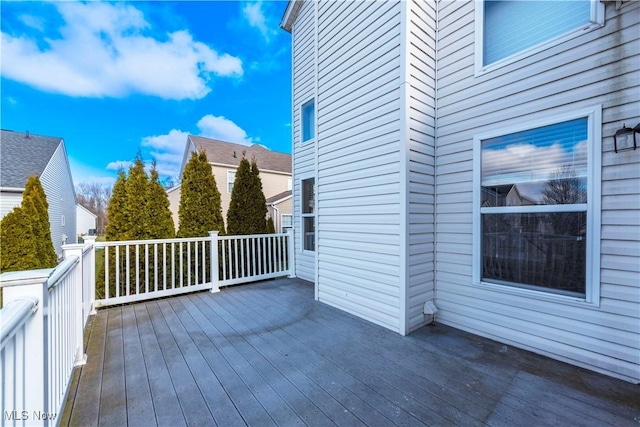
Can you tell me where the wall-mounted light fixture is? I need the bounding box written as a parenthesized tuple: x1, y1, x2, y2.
(614, 123, 639, 153)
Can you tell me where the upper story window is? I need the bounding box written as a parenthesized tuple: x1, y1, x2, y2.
(473, 106, 601, 305)
(301, 99, 315, 143)
(287, 177, 292, 191)
(477, 0, 604, 73)
(227, 170, 236, 193)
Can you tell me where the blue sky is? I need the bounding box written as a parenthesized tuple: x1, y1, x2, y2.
(1, 1, 291, 186)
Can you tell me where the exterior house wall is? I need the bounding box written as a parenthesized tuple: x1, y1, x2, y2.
(76, 205, 97, 236)
(166, 185, 181, 230)
(267, 197, 293, 232)
(291, 0, 317, 283)
(0, 191, 22, 218)
(40, 143, 77, 255)
(315, 0, 403, 332)
(406, 0, 437, 332)
(284, 0, 639, 381)
(435, 1, 640, 382)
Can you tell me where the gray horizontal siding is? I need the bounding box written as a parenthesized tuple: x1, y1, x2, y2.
(41, 143, 77, 256)
(292, 0, 316, 283)
(316, 0, 403, 332)
(435, 1, 640, 382)
(407, 0, 437, 332)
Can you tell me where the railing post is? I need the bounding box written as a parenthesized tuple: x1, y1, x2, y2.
(82, 235, 97, 315)
(287, 228, 296, 278)
(63, 244, 87, 367)
(1, 269, 52, 424)
(209, 231, 220, 293)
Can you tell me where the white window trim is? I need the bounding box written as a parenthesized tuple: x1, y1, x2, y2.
(300, 176, 315, 253)
(281, 214, 293, 233)
(472, 105, 602, 307)
(300, 98, 315, 144)
(227, 170, 236, 194)
(474, 0, 605, 76)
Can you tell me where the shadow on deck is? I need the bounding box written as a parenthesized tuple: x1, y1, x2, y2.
(62, 278, 640, 426)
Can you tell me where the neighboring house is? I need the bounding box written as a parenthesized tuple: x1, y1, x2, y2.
(0, 130, 77, 256)
(76, 204, 97, 236)
(168, 136, 292, 229)
(280, 1, 640, 383)
(266, 190, 293, 232)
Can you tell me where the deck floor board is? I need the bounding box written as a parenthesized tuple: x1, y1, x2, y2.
(65, 278, 640, 427)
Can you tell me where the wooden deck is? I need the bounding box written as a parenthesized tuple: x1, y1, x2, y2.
(62, 278, 640, 426)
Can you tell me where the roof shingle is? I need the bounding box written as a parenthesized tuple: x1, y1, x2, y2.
(1, 130, 63, 188)
(189, 136, 291, 174)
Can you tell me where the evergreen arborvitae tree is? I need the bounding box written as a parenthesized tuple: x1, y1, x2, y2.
(227, 157, 268, 235)
(124, 156, 151, 240)
(148, 164, 176, 239)
(106, 169, 127, 240)
(0, 206, 39, 272)
(0, 175, 57, 274)
(266, 216, 276, 234)
(23, 175, 57, 267)
(178, 150, 225, 237)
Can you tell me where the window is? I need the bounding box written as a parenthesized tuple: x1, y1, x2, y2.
(281, 214, 293, 232)
(301, 178, 315, 251)
(227, 170, 236, 193)
(477, 0, 604, 71)
(301, 99, 315, 142)
(473, 106, 601, 303)
(287, 177, 292, 191)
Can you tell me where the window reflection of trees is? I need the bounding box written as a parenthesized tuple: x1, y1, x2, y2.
(482, 166, 586, 295)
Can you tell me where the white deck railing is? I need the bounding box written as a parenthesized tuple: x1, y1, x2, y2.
(0, 243, 91, 427)
(94, 230, 295, 307)
(0, 230, 294, 426)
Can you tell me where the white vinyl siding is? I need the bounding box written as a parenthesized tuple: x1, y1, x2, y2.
(292, 0, 316, 282)
(316, 0, 403, 332)
(406, 0, 437, 332)
(0, 191, 22, 218)
(436, 0, 640, 382)
(40, 143, 77, 256)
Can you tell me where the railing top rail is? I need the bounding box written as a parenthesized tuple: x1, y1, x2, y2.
(46, 256, 80, 290)
(0, 298, 37, 349)
(82, 242, 94, 255)
(219, 232, 290, 240)
(96, 236, 212, 247)
(0, 268, 53, 288)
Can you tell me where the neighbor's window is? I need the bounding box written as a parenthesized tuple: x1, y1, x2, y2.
(281, 214, 293, 232)
(227, 170, 236, 193)
(478, 0, 603, 70)
(302, 178, 315, 251)
(301, 99, 315, 142)
(475, 107, 601, 302)
(287, 177, 292, 191)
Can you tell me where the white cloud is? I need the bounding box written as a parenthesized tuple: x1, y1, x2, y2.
(141, 129, 190, 178)
(106, 160, 134, 171)
(1, 2, 243, 100)
(482, 141, 588, 186)
(242, 1, 277, 43)
(140, 115, 255, 179)
(197, 115, 254, 145)
(19, 14, 45, 31)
